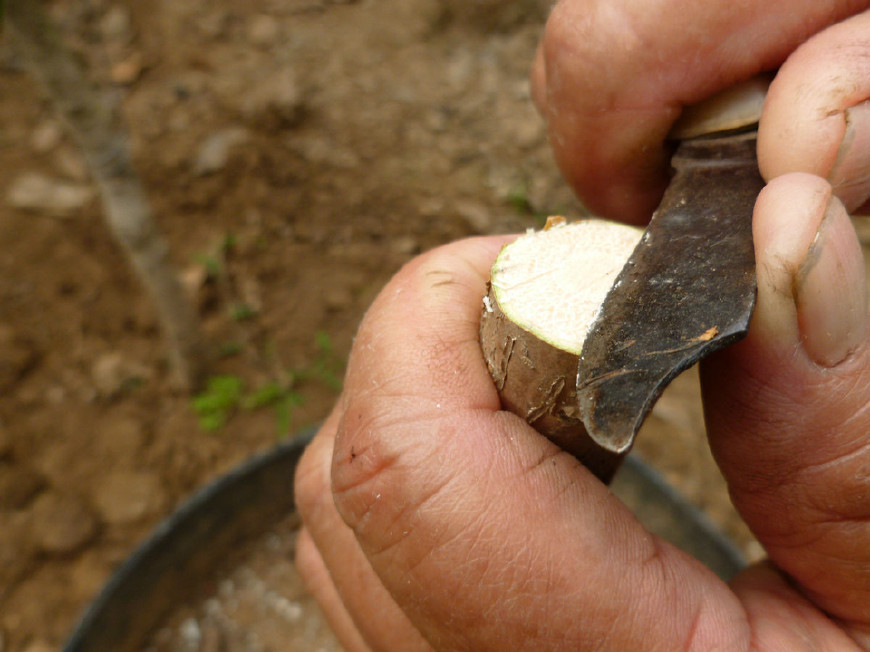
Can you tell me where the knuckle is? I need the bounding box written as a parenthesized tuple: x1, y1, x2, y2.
(330, 393, 456, 564)
(330, 395, 403, 531)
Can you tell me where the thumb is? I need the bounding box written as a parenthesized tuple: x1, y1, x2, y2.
(700, 173, 870, 639)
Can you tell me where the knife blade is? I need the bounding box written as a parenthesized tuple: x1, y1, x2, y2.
(575, 126, 764, 463)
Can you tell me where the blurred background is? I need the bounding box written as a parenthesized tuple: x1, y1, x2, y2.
(2, 1, 868, 650)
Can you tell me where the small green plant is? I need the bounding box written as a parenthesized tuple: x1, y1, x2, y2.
(301, 330, 343, 391)
(194, 232, 237, 277)
(229, 302, 257, 321)
(218, 340, 244, 357)
(195, 251, 223, 277)
(243, 380, 304, 437)
(505, 183, 570, 228)
(192, 331, 344, 436)
(192, 375, 244, 432)
(507, 183, 534, 216)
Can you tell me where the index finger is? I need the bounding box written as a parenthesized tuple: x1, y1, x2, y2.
(533, 0, 870, 223)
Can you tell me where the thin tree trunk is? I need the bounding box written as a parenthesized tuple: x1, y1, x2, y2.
(5, 1, 206, 390)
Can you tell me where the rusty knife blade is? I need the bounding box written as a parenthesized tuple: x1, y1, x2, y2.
(576, 130, 763, 454)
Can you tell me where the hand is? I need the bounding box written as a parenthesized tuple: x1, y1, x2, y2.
(295, 217, 870, 650)
(295, 3, 870, 650)
(531, 1, 870, 223)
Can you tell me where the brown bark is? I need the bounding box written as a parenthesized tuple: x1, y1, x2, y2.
(480, 282, 624, 483)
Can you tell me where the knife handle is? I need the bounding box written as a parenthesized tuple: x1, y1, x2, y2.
(669, 73, 772, 140)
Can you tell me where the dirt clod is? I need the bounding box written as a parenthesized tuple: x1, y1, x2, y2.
(93, 413, 148, 461)
(194, 128, 249, 176)
(0, 463, 45, 511)
(247, 14, 281, 47)
(6, 172, 94, 216)
(26, 492, 98, 556)
(99, 5, 134, 44)
(238, 68, 306, 129)
(30, 120, 63, 153)
(91, 470, 167, 525)
(90, 352, 149, 398)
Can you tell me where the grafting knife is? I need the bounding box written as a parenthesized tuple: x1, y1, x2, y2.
(575, 77, 770, 478)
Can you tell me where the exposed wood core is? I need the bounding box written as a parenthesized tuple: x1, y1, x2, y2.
(479, 218, 642, 482)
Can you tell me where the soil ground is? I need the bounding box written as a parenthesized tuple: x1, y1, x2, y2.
(1, 1, 869, 650)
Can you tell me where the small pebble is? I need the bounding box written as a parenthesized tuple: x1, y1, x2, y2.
(53, 146, 89, 182)
(90, 352, 148, 398)
(179, 617, 202, 651)
(193, 128, 248, 176)
(27, 491, 98, 555)
(454, 198, 492, 232)
(110, 52, 144, 85)
(92, 470, 166, 525)
(240, 68, 305, 129)
(6, 172, 94, 216)
(99, 5, 133, 43)
(31, 120, 63, 153)
(247, 14, 280, 47)
(392, 235, 419, 255)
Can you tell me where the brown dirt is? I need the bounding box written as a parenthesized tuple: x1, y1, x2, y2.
(2, 1, 868, 650)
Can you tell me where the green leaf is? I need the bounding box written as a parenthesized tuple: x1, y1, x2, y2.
(218, 341, 243, 357)
(243, 381, 284, 410)
(275, 393, 304, 435)
(191, 375, 244, 432)
(230, 302, 257, 321)
(198, 412, 227, 432)
(221, 232, 237, 252)
(194, 252, 223, 276)
(315, 330, 333, 354)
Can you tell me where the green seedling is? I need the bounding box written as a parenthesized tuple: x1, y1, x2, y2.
(194, 232, 237, 277)
(192, 331, 344, 436)
(243, 380, 304, 437)
(303, 330, 343, 391)
(195, 252, 223, 277)
(506, 183, 570, 228)
(507, 183, 534, 216)
(192, 375, 244, 432)
(218, 340, 244, 357)
(229, 302, 257, 321)
(221, 233, 237, 252)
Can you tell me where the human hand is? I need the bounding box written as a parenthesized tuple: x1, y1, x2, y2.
(531, 1, 870, 223)
(295, 3, 870, 649)
(294, 223, 870, 649)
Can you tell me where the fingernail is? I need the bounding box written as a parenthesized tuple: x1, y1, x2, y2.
(795, 196, 868, 367)
(829, 101, 870, 210)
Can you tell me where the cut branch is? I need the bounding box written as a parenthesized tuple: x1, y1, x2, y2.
(479, 218, 642, 482)
(6, 1, 206, 389)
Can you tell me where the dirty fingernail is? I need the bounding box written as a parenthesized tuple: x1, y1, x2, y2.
(829, 101, 870, 210)
(795, 196, 868, 367)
